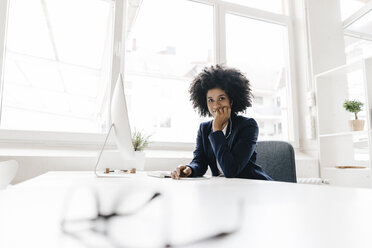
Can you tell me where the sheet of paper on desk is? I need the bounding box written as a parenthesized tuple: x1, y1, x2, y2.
(179, 176, 211, 180)
(147, 171, 172, 178)
(147, 171, 211, 179)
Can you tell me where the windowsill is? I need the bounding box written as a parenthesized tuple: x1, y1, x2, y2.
(0, 146, 193, 159)
(0, 144, 314, 161)
(1, 145, 319, 184)
(0, 147, 98, 157)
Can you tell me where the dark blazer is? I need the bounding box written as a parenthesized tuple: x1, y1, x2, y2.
(188, 114, 272, 180)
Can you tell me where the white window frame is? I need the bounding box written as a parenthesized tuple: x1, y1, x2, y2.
(0, 0, 299, 150)
(214, 0, 299, 148)
(343, 1, 372, 41)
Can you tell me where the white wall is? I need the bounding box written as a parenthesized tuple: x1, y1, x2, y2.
(305, 0, 348, 180)
(306, 0, 346, 75)
(291, 0, 347, 152)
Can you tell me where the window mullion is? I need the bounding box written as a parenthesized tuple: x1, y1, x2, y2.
(0, 0, 10, 126)
(286, 10, 300, 147)
(215, 2, 226, 64)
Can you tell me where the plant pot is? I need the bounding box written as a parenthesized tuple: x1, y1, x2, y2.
(349, 120, 365, 131)
(133, 151, 146, 170)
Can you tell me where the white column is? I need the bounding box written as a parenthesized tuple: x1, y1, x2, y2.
(289, 0, 347, 174)
(306, 0, 351, 181)
(0, 0, 9, 92)
(0, 0, 9, 124)
(306, 0, 346, 74)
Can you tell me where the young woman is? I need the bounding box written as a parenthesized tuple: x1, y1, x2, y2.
(171, 65, 272, 180)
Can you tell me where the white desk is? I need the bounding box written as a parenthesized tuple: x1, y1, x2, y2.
(1, 171, 372, 248)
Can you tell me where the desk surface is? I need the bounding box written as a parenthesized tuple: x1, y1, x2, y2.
(1, 171, 372, 248)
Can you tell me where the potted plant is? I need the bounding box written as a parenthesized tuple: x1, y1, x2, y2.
(131, 130, 151, 170)
(343, 99, 364, 131)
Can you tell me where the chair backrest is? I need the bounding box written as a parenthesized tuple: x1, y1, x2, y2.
(255, 141, 296, 183)
(0, 160, 19, 189)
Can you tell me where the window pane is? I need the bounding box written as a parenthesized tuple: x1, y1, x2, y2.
(346, 9, 372, 36)
(340, 0, 371, 21)
(344, 36, 372, 63)
(226, 14, 292, 141)
(222, 0, 288, 15)
(0, 0, 114, 133)
(124, 0, 214, 142)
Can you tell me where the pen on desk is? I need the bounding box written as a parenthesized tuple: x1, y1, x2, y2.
(104, 168, 115, 174)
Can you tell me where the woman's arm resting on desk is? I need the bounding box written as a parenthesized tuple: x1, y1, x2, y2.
(171, 124, 208, 179)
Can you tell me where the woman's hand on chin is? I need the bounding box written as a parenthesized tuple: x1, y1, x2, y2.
(213, 106, 231, 131)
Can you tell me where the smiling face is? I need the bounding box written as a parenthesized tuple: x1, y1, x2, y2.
(206, 88, 231, 117)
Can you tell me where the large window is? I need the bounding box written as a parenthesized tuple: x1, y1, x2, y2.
(0, 0, 114, 133)
(125, 0, 295, 143)
(340, 0, 372, 21)
(0, 0, 297, 146)
(226, 14, 292, 141)
(343, 1, 372, 63)
(343, 1, 372, 121)
(124, 0, 214, 142)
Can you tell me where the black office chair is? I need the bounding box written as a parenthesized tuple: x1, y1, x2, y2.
(255, 141, 297, 183)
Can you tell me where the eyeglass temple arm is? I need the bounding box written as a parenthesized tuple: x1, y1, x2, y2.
(61, 192, 162, 229)
(113, 192, 161, 217)
(164, 199, 244, 248)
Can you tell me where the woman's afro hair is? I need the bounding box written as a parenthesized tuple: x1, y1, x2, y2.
(189, 64, 253, 117)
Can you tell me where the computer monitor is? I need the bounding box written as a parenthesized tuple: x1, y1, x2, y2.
(110, 74, 135, 160)
(94, 74, 135, 176)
